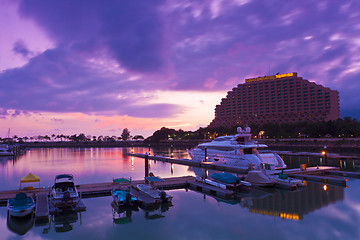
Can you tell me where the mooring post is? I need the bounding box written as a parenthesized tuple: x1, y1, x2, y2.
(322, 145, 327, 166)
(145, 153, 149, 177)
(204, 147, 207, 162)
(170, 145, 174, 158)
(148, 144, 151, 155)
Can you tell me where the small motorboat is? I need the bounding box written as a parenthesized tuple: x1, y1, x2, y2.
(210, 172, 251, 191)
(245, 170, 277, 186)
(7, 193, 35, 217)
(272, 170, 305, 187)
(137, 176, 173, 203)
(112, 177, 138, 207)
(50, 174, 80, 209)
(112, 189, 138, 207)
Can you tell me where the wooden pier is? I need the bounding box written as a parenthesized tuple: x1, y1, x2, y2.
(189, 181, 234, 198)
(128, 153, 249, 174)
(0, 166, 357, 211)
(35, 193, 49, 224)
(0, 176, 196, 207)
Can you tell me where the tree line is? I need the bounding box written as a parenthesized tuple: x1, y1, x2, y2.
(145, 117, 360, 142)
(1, 128, 145, 143)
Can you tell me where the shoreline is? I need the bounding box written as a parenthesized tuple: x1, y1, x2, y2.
(18, 139, 360, 154)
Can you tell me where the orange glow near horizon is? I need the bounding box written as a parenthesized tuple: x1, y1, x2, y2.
(0, 89, 226, 138)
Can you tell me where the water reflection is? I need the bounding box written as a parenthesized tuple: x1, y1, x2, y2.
(0, 147, 358, 238)
(197, 181, 344, 221)
(189, 164, 345, 221)
(243, 182, 344, 220)
(142, 202, 173, 220)
(111, 201, 138, 224)
(51, 211, 79, 233)
(7, 212, 34, 235)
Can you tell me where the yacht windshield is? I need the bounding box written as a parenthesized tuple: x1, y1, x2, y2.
(213, 137, 232, 141)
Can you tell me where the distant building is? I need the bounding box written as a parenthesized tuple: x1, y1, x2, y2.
(209, 72, 340, 128)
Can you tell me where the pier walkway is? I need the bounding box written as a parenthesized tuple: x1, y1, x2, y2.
(0, 176, 196, 206)
(35, 193, 49, 221)
(128, 153, 249, 174)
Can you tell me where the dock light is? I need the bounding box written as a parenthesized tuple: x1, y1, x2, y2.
(322, 145, 327, 165)
(170, 145, 174, 158)
(323, 184, 328, 191)
(131, 147, 134, 153)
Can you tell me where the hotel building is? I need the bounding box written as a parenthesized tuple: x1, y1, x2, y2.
(209, 72, 340, 128)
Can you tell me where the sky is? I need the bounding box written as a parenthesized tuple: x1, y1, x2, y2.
(0, 0, 360, 138)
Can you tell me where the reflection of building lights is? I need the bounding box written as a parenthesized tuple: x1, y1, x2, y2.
(249, 209, 299, 221)
(323, 184, 328, 191)
(131, 157, 134, 170)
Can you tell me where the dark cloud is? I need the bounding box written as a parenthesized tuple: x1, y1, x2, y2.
(18, 0, 168, 73)
(13, 40, 32, 58)
(0, 0, 359, 119)
(0, 47, 182, 118)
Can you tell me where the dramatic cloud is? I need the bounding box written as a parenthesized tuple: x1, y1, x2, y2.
(0, 0, 359, 135)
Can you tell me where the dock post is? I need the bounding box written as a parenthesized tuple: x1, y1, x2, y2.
(145, 154, 149, 177)
(322, 145, 327, 165)
(170, 145, 174, 158)
(204, 147, 207, 162)
(148, 144, 151, 155)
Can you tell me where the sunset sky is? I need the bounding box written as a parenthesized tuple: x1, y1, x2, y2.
(1, 0, 360, 138)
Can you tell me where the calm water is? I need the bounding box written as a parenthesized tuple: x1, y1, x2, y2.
(1, 147, 360, 240)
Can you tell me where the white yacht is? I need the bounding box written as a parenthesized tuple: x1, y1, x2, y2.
(188, 127, 287, 170)
(0, 144, 14, 156)
(50, 174, 80, 209)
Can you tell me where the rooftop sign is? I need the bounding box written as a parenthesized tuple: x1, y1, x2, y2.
(245, 72, 295, 83)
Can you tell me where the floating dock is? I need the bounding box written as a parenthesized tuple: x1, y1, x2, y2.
(129, 153, 249, 174)
(189, 181, 234, 198)
(0, 166, 355, 209)
(0, 176, 195, 206)
(35, 193, 49, 224)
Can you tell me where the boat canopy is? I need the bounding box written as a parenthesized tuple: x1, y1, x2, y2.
(20, 173, 40, 189)
(211, 173, 240, 184)
(113, 178, 130, 183)
(145, 176, 163, 182)
(55, 174, 73, 180)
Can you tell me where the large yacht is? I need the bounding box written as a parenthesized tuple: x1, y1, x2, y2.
(188, 127, 287, 170)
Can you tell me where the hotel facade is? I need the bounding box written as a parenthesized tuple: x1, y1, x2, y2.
(209, 72, 340, 128)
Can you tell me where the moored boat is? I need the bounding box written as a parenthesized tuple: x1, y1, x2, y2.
(137, 176, 173, 203)
(7, 193, 35, 217)
(210, 172, 251, 191)
(112, 189, 138, 207)
(188, 127, 287, 170)
(50, 174, 80, 209)
(112, 177, 138, 207)
(0, 144, 14, 156)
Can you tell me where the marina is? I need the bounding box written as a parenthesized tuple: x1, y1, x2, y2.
(0, 147, 360, 239)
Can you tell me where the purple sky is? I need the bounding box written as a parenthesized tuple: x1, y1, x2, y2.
(0, 0, 359, 137)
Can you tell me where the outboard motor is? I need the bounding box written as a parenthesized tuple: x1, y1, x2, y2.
(125, 192, 132, 205)
(160, 191, 167, 202)
(63, 191, 71, 205)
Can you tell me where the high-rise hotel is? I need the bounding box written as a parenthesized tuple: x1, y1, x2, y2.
(209, 72, 340, 128)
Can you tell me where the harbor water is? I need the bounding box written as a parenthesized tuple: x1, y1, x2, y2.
(0, 147, 360, 240)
